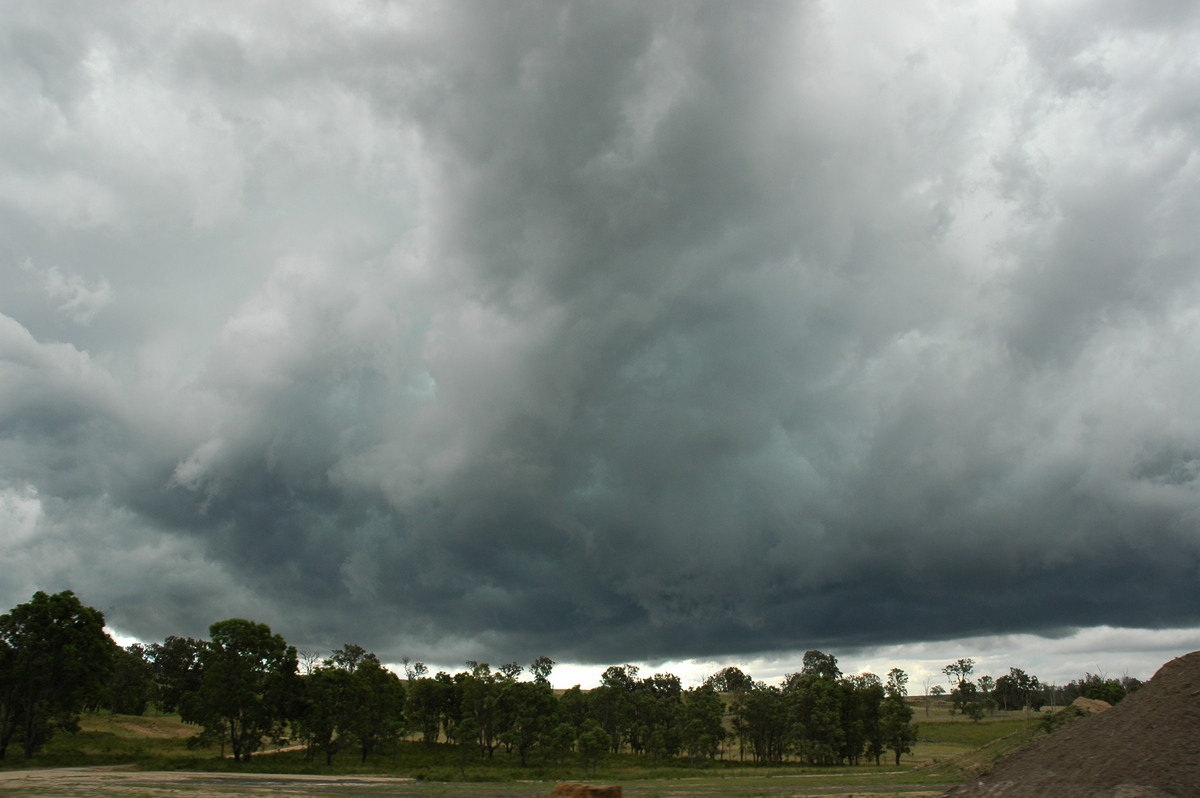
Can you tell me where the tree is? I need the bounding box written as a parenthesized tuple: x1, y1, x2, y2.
(298, 665, 356, 764)
(499, 679, 558, 766)
(577, 718, 611, 775)
(459, 662, 502, 757)
(328, 642, 373, 671)
(545, 721, 576, 765)
(295, 643, 403, 764)
(591, 665, 638, 752)
(801, 650, 842, 680)
(942, 659, 976, 715)
(529, 656, 555, 685)
(558, 685, 589, 732)
(105, 643, 156, 715)
(843, 673, 884, 766)
(880, 695, 917, 765)
(405, 676, 447, 744)
(401, 657, 428, 681)
(149, 636, 205, 714)
(450, 717, 480, 778)
(878, 669, 914, 766)
(1076, 673, 1127, 705)
(732, 682, 789, 763)
(704, 666, 754, 693)
(976, 674, 996, 715)
(187, 619, 298, 762)
(347, 659, 405, 761)
(0, 590, 113, 759)
(885, 668, 909, 701)
(682, 684, 726, 760)
(993, 668, 1042, 712)
(783, 672, 845, 765)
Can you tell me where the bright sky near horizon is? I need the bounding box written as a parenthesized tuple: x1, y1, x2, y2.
(4, 1, 1200, 685)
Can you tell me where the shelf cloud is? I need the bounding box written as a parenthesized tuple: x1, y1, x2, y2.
(2, 1, 1199, 670)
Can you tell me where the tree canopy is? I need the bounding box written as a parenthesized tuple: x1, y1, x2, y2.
(0, 590, 113, 759)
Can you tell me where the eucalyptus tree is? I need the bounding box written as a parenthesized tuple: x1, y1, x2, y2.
(347, 657, 405, 761)
(704, 665, 754, 693)
(529, 655, 555, 685)
(682, 683, 727, 760)
(499, 678, 559, 765)
(881, 668, 917, 765)
(732, 682, 789, 763)
(0, 591, 113, 759)
(590, 664, 639, 752)
(105, 643, 155, 716)
(993, 667, 1042, 711)
(459, 662, 503, 757)
(149, 635, 205, 714)
(298, 664, 355, 763)
(785, 671, 845, 765)
(187, 619, 298, 762)
(942, 658, 976, 715)
(405, 675, 447, 744)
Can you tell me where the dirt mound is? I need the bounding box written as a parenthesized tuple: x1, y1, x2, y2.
(1070, 696, 1112, 714)
(942, 651, 1200, 797)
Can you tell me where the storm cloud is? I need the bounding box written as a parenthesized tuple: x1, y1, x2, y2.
(2, 1, 1200, 670)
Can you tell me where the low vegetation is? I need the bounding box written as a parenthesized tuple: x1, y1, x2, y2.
(10, 707, 1045, 796)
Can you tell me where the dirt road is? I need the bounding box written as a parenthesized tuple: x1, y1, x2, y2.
(0, 766, 946, 798)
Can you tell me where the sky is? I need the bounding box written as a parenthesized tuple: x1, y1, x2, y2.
(3, 1, 1200, 691)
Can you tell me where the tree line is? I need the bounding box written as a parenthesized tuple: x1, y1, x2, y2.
(929, 657, 1139, 722)
(2, 590, 1122, 767)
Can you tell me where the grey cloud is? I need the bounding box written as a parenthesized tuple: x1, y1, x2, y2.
(2, 1, 1200, 668)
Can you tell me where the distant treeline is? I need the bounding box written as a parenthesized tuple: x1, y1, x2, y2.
(0, 590, 1138, 766)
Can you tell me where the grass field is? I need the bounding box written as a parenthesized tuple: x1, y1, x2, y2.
(0, 705, 1045, 797)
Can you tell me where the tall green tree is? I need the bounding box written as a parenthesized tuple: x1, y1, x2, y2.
(298, 664, 355, 764)
(499, 678, 559, 765)
(0, 590, 113, 759)
(942, 658, 976, 715)
(149, 635, 205, 714)
(347, 658, 405, 762)
(591, 664, 638, 752)
(993, 667, 1042, 712)
(577, 718, 611, 775)
(881, 668, 916, 766)
(732, 683, 789, 763)
(187, 619, 298, 762)
(405, 676, 446, 744)
(801, 650, 842, 680)
(704, 666, 754, 693)
(682, 683, 727, 760)
(529, 656, 555, 685)
(459, 662, 502, 757)
(104, 643, 156, 715)
(842, 673, 883, 766)
(786, 672, 845, 765)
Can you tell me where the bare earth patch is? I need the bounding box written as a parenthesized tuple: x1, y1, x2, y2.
(0, 767, 947, 798)
(942, 650, 1200, 797)
(0, 766, 418, 798)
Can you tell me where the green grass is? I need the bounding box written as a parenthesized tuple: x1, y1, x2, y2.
(0, 709, 1033, 797)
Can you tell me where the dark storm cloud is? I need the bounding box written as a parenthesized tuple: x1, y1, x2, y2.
(2, 1, 1200, 667)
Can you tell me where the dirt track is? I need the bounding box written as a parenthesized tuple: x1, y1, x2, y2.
(0, 766, 945, 798)
(0, 766, 423, 797)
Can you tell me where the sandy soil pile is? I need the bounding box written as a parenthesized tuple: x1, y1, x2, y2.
(1069, 696, 1112, 714)
(943, 651, 1200, 797)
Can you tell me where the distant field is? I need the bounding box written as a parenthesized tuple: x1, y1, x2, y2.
(0, 708, 1042, 798)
